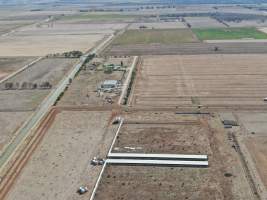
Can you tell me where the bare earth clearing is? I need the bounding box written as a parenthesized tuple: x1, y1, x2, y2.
(6, 111, 116, 200)
(94, 112, 254, 200)
(0, 111, 32, 152)
(0, 34, 104, 56)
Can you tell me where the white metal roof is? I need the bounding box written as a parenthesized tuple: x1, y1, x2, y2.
(108, 153, 208, 161)
(105, 159, 208, 167)
(103, 80, 118, 85)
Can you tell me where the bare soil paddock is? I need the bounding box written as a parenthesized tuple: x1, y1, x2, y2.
(0, 58, 77, 88)
(184, 17, 226, 28)
(113, 122, 211, 154)
(131, 54, 267, 108)
(0, 34, 104, 56)
(0, 57, 36, 80)
(0, 90, 49, 111)
(94, 112, 255, 200)
(5, 111, 116, 200)
(18, 20, 127, 35)
(103, 42, 267, 56)
(245, 137, 267, 190)
(0, 111, 32, 152)
(0, 58, 77, 111)
(128, 21, 186, 29)
(236, 112, 267, 193)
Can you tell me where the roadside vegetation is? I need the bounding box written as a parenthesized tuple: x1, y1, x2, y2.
(193, 27, 267, 40)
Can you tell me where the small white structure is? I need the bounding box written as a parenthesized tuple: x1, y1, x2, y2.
(99, 80, 120, 92)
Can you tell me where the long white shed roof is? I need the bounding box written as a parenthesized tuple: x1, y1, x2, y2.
(108, 153, 208, 161)
(105, 159, 208, 167)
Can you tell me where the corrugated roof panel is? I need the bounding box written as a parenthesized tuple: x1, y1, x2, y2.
(108, 153, 208, 161)
(106, 159, 208, 167)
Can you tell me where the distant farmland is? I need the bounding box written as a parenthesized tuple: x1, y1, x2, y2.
(111, 29, 198, 45)
(193, 27, 267, 40)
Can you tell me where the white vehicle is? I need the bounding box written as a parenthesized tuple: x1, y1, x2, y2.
(77, 186, 88, 195)
(91, 157, 105, 165)
(264, 97, 267, 102)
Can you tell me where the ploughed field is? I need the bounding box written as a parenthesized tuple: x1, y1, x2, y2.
(131, 54, 267, 108)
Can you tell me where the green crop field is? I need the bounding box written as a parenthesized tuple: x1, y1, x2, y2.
(112, 29, 198, 45)
(193, 27, 267, 40)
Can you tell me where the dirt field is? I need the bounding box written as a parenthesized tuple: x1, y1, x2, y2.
(245, 136, 267, 189)
(0, 58, 77, 111)
(235, 111, 267, 193)
(0, 58, 77, 88)
(111, 29, 198, 45)
(0, 57, 36, 80)
(0, 111, 32, 152)
(59, 57, 133, 106)
(104, 42, 267, 56)
(185, 17, 226, 28)
(5, 110, 116, 200)
(94, 112, 255, 200)
(18, 20, 127, 35)
(0, 34, 104, 56)
(131, 54, 267, 108)
(113, 122, 211, 154)
(0, 90, 49, 111)
(128, 21, 186, 29)
(0, 20, 33, 35)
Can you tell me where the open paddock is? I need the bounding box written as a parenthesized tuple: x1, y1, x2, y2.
(128, 21, 186, 29)
(0, 90, 49, 111)
(112, 122, 212, 155)
(0, 34, 104, 56)
(111, 29, 198, 46)
(0, 57, 36, 80)
(184, 17, 226, 28)
(0, 111, 32, 152)
(5, 110, 116, 200)
(0, 58, 77, 89)
(245, 136, 267, 190)
(237, 112, 267, 135)
(131, 54, 267, 108)
(104, 42, 267, 56)
(16, 20, 127, 35)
